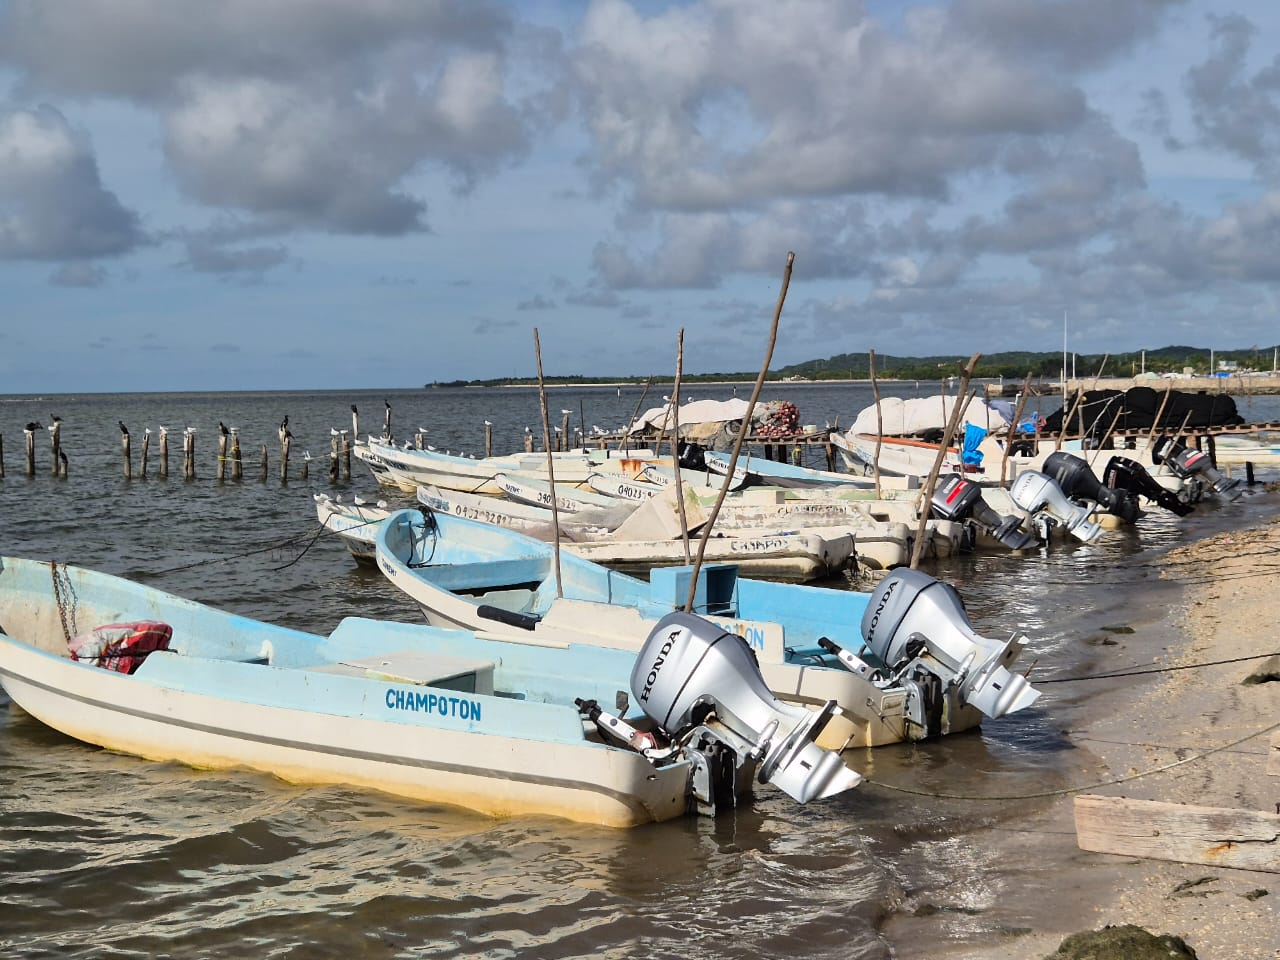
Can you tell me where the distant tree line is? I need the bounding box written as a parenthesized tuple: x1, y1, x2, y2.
(427, 344, 1280, 388)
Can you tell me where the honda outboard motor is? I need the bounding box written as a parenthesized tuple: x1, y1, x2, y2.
(1102, 456, 1194, 516)
(1009, 470, 1104, 542)
(1151, 437, 1242, 501)
(1042, 451, 1140, 523)
(632, 612, 862, 808)
(861, 569, 1039, 730)
(931, 474, 1036, 550)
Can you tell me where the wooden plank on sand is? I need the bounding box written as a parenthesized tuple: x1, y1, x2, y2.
(1074, 795, 1280, 873)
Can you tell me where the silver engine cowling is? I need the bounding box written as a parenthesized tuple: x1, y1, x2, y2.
(632, 611, 862, 805)
(1010, 470, 1103, 542)
(861, 568, 1040, 721)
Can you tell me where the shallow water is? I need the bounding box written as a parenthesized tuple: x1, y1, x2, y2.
(2, 384, 1278, 959)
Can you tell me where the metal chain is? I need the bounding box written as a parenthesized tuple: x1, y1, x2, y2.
(49, 561, 78, 643)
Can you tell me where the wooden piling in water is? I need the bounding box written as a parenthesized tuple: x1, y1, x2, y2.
(0, 432, 5, 479)
(329, 432, 339, 483)
(122, 428, 132, 480)
(58, 450, 67, 478)
(24, 426, 35, 476)
(300, 453, 309, 480)
(140, 430, 150, 479)
(50, 420, 61, 476)
(560, 412, 570, 451)
(217, 427, 228, 482)
(341, 431, 351, 480)
(260, 445, 268, 481)
(230, 429, 242, 481)
(280, 435, 290, 482)
(183, 429, 197, 480)
(485, 422, 493, 457)
(383, 402, 392, 442)
(159, 427, 169, 478)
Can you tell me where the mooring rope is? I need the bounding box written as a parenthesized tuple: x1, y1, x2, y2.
(1036, 650, 1280, 684)
(863, 718, 1280, 802)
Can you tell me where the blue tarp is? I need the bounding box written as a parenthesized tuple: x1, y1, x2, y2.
(962, 423, 988, 466)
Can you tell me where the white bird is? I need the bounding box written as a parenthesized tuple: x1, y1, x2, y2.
(561, 409, 571, 415)
(418, 427, 429, 433)
(144, 428, 151, 435)
(303, 451, 312, 460)
(484, 420, 492, 426)
(427, 445, 437, 451)
(330, 428, 339, 436)
(524, 426, 532, 433)
(354, 495, 366, 505)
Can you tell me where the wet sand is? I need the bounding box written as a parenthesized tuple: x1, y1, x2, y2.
(880, 512, 1280, 959)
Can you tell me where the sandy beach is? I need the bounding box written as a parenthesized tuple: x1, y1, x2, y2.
(880, 508, 1280, 959)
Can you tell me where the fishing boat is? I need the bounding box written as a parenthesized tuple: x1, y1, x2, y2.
(364, 439, 656, 496)
(494, 472, 625, 513)
(314, 493, 392, 565)
(375, 508, 1042, 748)
(703, 450, 871, 489)
(0, 556, 860, 827)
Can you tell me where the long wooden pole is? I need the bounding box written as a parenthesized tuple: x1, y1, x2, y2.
(685, 251, 794, 612)
(669, 330, 690, 564)
(618, 377, 653, 455)
(534, 328, 563, 598)
(1001, 373, 1034, 486)
(869, 348, 883, 498)
(910, 354, 981, 569)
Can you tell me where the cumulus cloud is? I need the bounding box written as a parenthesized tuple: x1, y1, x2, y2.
(0, 0, 553, 239)
(0, 104, 146, 260)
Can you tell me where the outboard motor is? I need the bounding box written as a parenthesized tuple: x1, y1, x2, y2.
(1102, 456, 1194, 516)
(1151, 437, 1242, 501)
(1042, 451, 1140, 523)
(930, 474, 1036, 550)
(677, 441, 707, 471)
(861, 569, 1040, 735)
(632, 612, 862, 810)
(1009, 470, 1104, 542)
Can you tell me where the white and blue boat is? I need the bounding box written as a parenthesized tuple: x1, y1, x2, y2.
(375, 508, 1041, 749)
(0, 556, 861, 827)
(703, 450, 871, 489)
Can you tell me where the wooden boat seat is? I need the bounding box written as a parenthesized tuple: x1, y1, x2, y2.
(309, 650, 496, 695)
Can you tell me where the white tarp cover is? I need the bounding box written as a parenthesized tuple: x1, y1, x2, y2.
(848, 396, 1010, 437)
(629, 398, 762, 432)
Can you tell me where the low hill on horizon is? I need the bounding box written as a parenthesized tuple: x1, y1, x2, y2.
(431, 344, 1280, 388)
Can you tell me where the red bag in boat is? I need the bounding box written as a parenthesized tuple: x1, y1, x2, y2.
(68, 621, 173, 674)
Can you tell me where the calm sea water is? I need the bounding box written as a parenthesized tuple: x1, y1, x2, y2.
(2, 383, 1279, 959)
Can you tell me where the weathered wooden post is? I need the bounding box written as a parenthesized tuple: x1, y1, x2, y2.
(58, 450, 67, 478)
(414, 429, 425, 450)
(120, 421, 132, 480)
(230, 428, 242, 481)
(484, 421, 493, 457)
(523, 428, 534, 453)
(383, 400, 392, 441)
(140, 429, 150, 479)
(560, 411, 570, 451)
(0, 432, 5, 479)
(351, 404, 359, 441)
(300, 451, 310, 480)
(278, 417, 290, 482)
(329, 431, 339, 483)
(260, 445, 268, 481)
(183, 428, 195, 480)
(159, 426, 169, 478)
(341, 430, 351, 480)
(24, 423, 36, 475)
(50, 418, 61, 475)
(216, 423, 229, 482)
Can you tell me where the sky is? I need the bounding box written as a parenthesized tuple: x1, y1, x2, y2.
(2, 0, 1280, 392)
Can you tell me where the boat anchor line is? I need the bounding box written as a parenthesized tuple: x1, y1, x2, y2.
(867, 718, 1280, 803)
